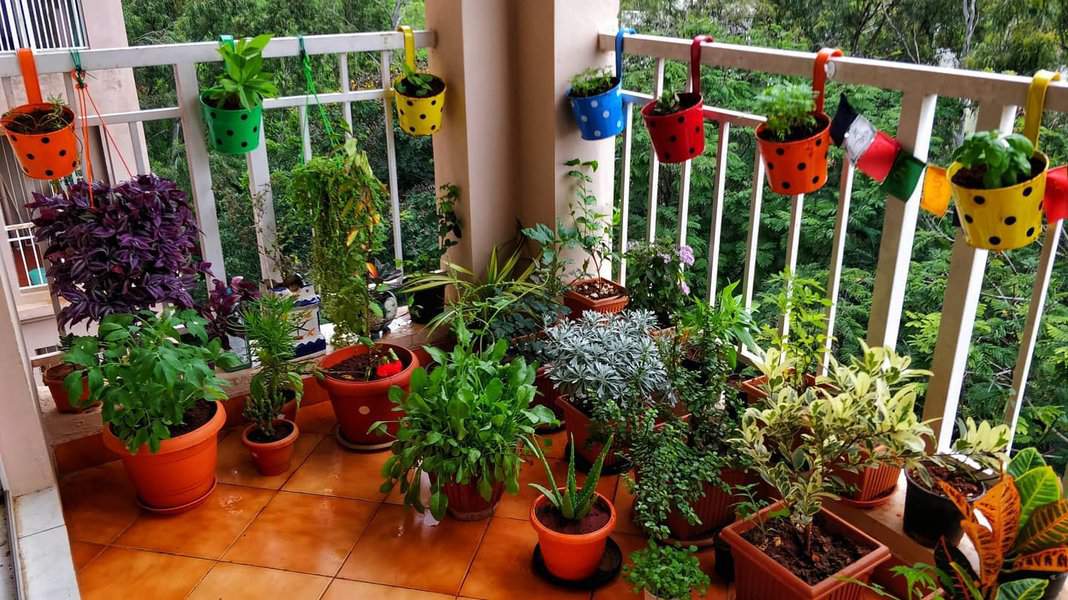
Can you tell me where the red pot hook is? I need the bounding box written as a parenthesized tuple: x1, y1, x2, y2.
(689, 35, 714, 97)
(812, 48, 843, 114)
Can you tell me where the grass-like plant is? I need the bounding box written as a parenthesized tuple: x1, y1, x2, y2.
(569, 67, 616, 97)
(951, 131, 1036, 189)
(242, 294, 304, 438)
(755, 82, 817, 140)
(203, 34, 277, 110)
(2, 96, 71, 133)
(524, 432, 613, 521)
(624, 542, 710, 600)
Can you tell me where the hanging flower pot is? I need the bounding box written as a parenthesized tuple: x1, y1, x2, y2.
(640, 35, 712, 164)
(1, 49, 77, 180)
(567, 29, 634, 141)
(755, 48, 842, 195)
(393, 25, 445, 136)
(200, 34, 276, 155)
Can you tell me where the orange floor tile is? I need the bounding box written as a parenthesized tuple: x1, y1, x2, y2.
(60, 411, 736, 600)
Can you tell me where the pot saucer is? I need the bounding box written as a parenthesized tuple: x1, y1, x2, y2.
(532, 537, 622, 590)
(137, 478, 217, 515)
(838, 484, 897, 510)
(335, 425, 394, 452)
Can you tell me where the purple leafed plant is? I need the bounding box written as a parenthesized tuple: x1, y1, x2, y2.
(200, 276, 260, 349)
(26, 176, 210, 328)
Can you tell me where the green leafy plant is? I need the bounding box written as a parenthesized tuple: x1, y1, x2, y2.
(755, 82, 817, 140)
(846, 563, 945, 599)
(396, 61, 438, 97)
(524, 432, 613, 520)
(561, 158, 614, 278)
(675, 281, 758, 372)
(522, 222, 574, 300)
(289, 138, 387, 346)
(64, 309, 239, 453)
(376, 322, 556, 520)
(623, 240, 695, 326)
(625, 543, 710, 600)
(650, 91, 685, 116)
(203, 34, 277, 110)
(951, 131, 1036, 189)
(2, 96, 72, 134)
(406, 183, 462, 274)
(1005, 448, 1067, 562)
(569, 67, 616, 97)
(242, 294, 305, 438)
(910, 417, 1012, 492)
(757, 270, 831, 390)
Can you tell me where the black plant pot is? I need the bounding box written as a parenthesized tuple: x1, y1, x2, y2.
(902, 469, 987, 547)
(408, 285, 445, 325)
(1000, 570, 1067, 600)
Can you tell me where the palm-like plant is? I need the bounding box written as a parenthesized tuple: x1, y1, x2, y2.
(524, 433, 613, 520)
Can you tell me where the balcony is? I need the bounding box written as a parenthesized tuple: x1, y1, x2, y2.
(0, 2, 1065, 599)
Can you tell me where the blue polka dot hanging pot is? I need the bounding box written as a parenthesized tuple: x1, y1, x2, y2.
(567, 29, 634, 141)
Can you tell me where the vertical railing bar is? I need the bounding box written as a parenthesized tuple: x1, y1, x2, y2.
(62, 75, 84, 180)
(2, 76, 15, 108)
(246, 126, 280, 283)
(741, 151, 765, 311)
(779, 193, 805, 338)
(923, 102, 1015, 450)
(819, 161, 855, 374)
(379, 50, 403, 267)
(16, 1, 34, 50)
(29, 225, 44, 287)
(338, 53, 353, 134)
(1003, 220, 1063, 451)
(646, 58, 664, 243)
(49, 0, 62, 47)
(72, 0, 87, 47)
(704, 120, 730, 304)
(677, 158, 692, 248)
(127, 121, 146, 174)
(298, 105, 311, 163)
(617, 101, 634, 285)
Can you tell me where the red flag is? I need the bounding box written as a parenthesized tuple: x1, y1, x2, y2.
(1045, 164, 1068, 223)
(855, 132, 901, 183)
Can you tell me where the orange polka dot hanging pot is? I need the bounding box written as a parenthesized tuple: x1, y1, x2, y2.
(641, 35, 712, 164)
(1, 49, 78, 180)
(756, 48, 841, 195)
(393, 26, 445, 136)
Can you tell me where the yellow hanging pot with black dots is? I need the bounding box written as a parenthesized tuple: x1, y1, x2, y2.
(392, 26, 445, 137)
(949, 70, 1058, 251)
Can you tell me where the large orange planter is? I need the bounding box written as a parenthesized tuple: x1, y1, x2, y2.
(320, 343, 418, 450)
(101, 402, 226, 514)
(530, 492, 617, 581)
(558, 396, 626, 471)
(241, 419, 300, 476)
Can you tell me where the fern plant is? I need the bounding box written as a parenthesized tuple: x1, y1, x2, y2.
(755, 82, 817, 140)
(524, 433, 613, 520)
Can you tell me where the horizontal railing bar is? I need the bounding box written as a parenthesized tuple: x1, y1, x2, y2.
(602, 33, 1068, 112)
(621, 90, 765, 128)
(0, 30, 436, 76)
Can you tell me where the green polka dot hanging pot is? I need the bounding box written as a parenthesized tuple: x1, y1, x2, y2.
(567, 29, 634, 141)
(949, 70, 1057, 251)
(200, 94, 262, 155)
(393, 26, 445, 136)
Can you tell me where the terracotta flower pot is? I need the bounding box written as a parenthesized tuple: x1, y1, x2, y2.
(721, 501, 890, 599)
(665, 469, 754, 542)
(756, 113, 833, 195)
(735, 373, 819, 404)
(949, 152, 1047, 251)
(320, 343, 418, 450)
(533, 364, 564, 430)
(563, 277, 629, 319)
(43, 363, 91, 414)
(101, 402, 226, 514)
(241, 419, 300, 476)
(558, 396, 625, 470)
(836, 463, 900, 508)
(530, 491, 617, 581)
(442, 478, 504, 521)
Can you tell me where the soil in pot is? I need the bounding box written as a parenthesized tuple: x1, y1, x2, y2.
(3, 106, 72, 133)
(573, 279, 624, 301)
(170, 401, 217, 437)
(396, 75, 446, 98)
(951, 155, 1046, 189)
(903, 462, 986, 547)
(756, 115, 826, 143)
(246, 419, 295, 443)
(322, 345, 404, 382)
(740, 513, 873, 585)
(536, 495, 613, 535)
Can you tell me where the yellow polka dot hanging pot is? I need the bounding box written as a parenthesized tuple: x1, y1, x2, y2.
(392, 26, 445, 137)
(949, 70, 1058, 251)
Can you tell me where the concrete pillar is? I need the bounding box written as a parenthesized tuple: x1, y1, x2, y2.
(427, 0, 619, 276)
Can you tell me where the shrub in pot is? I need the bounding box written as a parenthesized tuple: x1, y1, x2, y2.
(526, 432, 616, 581)
(376, 322, 556, 521)
(200, 34, 276, 154)
(622, 240, 695, 329)
(403, 183, 462, 324)
(949, 131, 1048, 251)
(26, 176, 209, 329)
(623, 542, 710, 600)
(241, 294, 306, 476)
(543, 310, 669, 469)
(65, 309, 239, 513)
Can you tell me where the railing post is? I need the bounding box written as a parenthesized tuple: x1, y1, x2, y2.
(246, 127, 281, 283)
(866, 91, 938, 349)
(704, 120, 730, 303)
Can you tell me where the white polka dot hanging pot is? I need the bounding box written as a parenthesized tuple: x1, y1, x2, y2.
(948, 70, 1058, 251)
(393, 25, 445, 137)
(567, 29, 634, 141)
(756, 48, 840, 195)
(1, 49, 78, 180)
(640, 35, 712, 164)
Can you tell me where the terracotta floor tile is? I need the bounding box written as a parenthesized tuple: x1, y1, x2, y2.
(460, 517, 589, 600)
(223, 491, 375, 576)
(216, 429, 322, 489)
(76, 547, 213, 600)
(496, 458, 619, 520)
(294, 400, 338, 434)
(114, 483, 273, 559)
(187, 563, 331, 599)
(60, 461, 140, 544)
(322, 579, 455, 599)
(69, 541, 104, 570)
(338, 503, 487, 595)
(591, 532, 646, 599)
(283, 438, 391, 501)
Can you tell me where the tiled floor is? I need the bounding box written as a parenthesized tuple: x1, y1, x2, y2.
(60, 402, 734, 599)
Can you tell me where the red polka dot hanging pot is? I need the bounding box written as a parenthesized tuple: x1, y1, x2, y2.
(640, 35, 712, 164)
(756, 48, 841, 195)
(1, 49, 78, 180)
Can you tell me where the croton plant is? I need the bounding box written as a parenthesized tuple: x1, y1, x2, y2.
(26, 176, 209, 327)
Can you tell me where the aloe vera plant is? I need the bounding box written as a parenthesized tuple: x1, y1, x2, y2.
(524, 433, 613, 520)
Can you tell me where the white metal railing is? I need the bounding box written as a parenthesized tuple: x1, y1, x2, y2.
(602, 32, 1068, 452)
(0, 0, 86, 52)
(0, 31, 435, 291)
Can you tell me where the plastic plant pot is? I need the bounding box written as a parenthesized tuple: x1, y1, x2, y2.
(320, 343, 418, 450)
(563, 277, 629, 318)
(200, 95, 263, 154)
(756, 48, 842, 196)
(1, 50, 77, 180)
(241, 419, 300, 476)
(557, 396, 626, 471)
(43, 363, 91, 414)
(568, 29, 634, 141)
(530, 491, 617, 581)
(664, 469, 754, 542)
(393, 25, 445, 137)
(902, 467, 988, 547)
(441, 478, 504, 521)
(949, 153, 1047, 251)
(641, 35, 713, 164)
